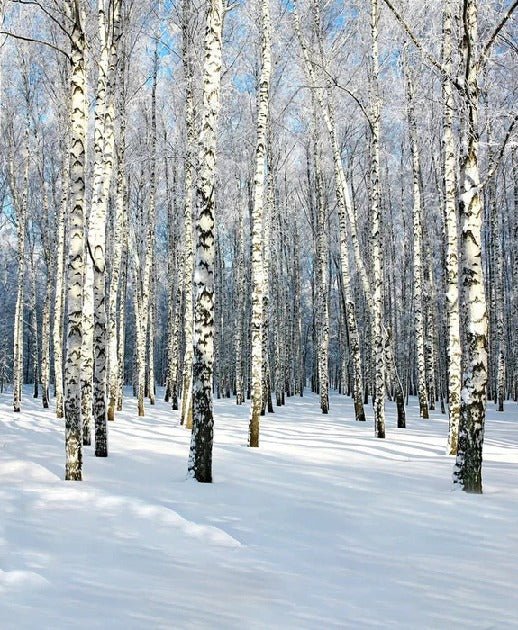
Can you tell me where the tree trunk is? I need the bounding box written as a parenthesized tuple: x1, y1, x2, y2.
(180, 0, 197, 429)
(442, 0, 462, 452)
(453, 0, 488, 494)
(64, 0, 87, 481)
(188, 0, 224, 483)
(249, 0, 271, 447)
(405, 59, 429, 420)
(53, 141, 69, 419)
(11, 125, 29, 413)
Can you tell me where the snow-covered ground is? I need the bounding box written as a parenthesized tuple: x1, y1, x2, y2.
(1, 387, 517, 629)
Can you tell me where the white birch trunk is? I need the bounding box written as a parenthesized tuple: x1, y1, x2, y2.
(188, 0, 224, 482)
(116, 240, 128, 412)
(453, 0, 488, 494)
(81, 253, 94, 446)
(180, 0, 197, 429)
(442, 0, 462, 453)
(146, 45, 158, 408)
(11, 126, 29, 413)
(314, 127, 330, 415)
(134, 46, 158, 417)
(41, 184, 52, 409)
(165, 155, 181, 410)
(53, 142, 69, 419)
(234, 191, 245, 405)
(29, 242, 39, 399)
(261, 180, 274, 414)
(107, 72, 126, 421)
(249, 0, 271, 447)
(65, 0, 87, 480)
(90, 0, 121, 452)
(492, 191, 505, 411)
(370, 0, 386, 437)
(405, 60, 430, 420)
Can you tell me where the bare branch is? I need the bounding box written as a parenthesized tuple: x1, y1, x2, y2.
(380, 0, 462, 92)
(482, 112, 518, 187)
(478, 0, 518, 70)
(10, 0, 72, 40)
(0, 30, 70, 59)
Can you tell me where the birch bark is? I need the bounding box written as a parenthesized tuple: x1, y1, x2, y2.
(249, 0, 271, 447)
(313, 125, 330, 415)
(53, 140, 69, 419)
(10, 121, 29, 413)
(442, 0, 462, 453)
(187, 0, 224, 482)
(134, 46, 158, 417)
(41, 184, 52, 409)
(90, 0, 121, 451)
(453, 0, 488, 494)
(370, 0, 386, 437)
(180, 0, 197, 429)
(65, 0, 87, 480)
(234, 187, 245, 405)
(107, 51, 126, 421)
(404, 59, 429, 420)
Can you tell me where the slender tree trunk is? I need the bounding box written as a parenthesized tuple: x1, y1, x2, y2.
(134, 46, 158, 418)
(90, 0, 121, 451)
(165, 153, 181, 410)
(313, 123, 330, 415)
(261, 179, 274, 415)
(117, 243, 127, 411)
(249, 0, 271, 447)
(107, 64, 126, 421)
(41, 186, 52, 410)
(180, 0, 197, 429)
(453, 0, 488, 494)
(53, 142, 69, 419)
(65, 0, 87, 480)
(442, 0, 462, 452)
(405, 59, 429, 420)
(81, 255, 94, 445)
(146, 43, 158, 408)
(235, 190, 245, 405)
(188, 0, 224, 482)
(370, 0, 386, 437)
(29, 243, 39, 399)
(491, 184, 505, 412)
(11, 126, 29, 413)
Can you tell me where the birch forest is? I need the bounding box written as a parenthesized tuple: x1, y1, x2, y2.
(1, 0, 517, 493)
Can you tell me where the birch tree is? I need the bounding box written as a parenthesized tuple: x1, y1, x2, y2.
(10, 121, 29, 413)
(107, 22, 126, 422)
(293, 0, 366, 423)
(188, 0, 224, 483)
(64, 0, 88, 480)
(313, 124, 330, 414)
(249, 0, 271, 448)
(369, 0, 386, 437)
(404, 58, 429, 420)
(89, 0, 121, 454)
(452, 0, 518, 492)
(180, 0, 197, 429)
(442, 0, 461, 454)
(53, 132, 69, 420)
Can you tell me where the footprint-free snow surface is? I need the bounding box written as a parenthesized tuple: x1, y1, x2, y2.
(1, 388, 517, 629)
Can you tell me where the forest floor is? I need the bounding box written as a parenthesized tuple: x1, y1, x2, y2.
(0, 387, 517, 629)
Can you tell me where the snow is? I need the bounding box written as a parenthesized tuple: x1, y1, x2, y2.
(1, 387, 518, 629)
